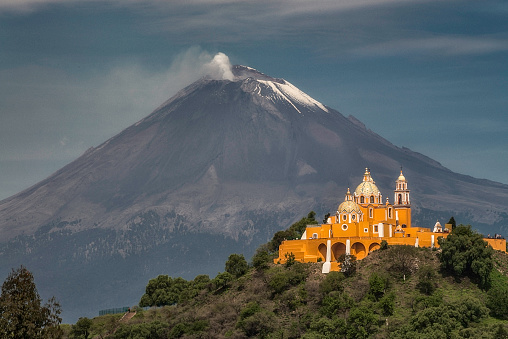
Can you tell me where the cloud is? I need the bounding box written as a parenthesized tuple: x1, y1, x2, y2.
(351, 36, 508, 57)
(0, 0, 417, 14)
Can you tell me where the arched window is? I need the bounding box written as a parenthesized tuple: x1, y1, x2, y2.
(369, 208, 373, 218)
(398, 194, 402, 204)
(388, 208, 392, 219)
(360, 196, 365, 204)
(370, 196, 374, 203)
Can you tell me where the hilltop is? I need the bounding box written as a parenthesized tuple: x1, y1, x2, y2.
(62, 237, 508, 338)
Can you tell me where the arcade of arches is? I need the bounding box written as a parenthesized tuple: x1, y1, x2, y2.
(275, 168, 507, 273)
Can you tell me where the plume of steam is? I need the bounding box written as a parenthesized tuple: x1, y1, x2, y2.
(204, 52, 234, 81)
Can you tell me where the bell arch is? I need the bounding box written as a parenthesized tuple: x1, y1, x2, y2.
(369, 242, 380, 252)
(351, 242, 367, 260)
(331, 242, 346, 261)
(318, 243, 327, 261)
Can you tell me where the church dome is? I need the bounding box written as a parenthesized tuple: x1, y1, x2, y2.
(354, 181, 380, 196)
(338, 200, 362, 214)
(354, 169, 380, 196)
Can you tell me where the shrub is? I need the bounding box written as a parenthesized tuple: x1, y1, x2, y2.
(416, 265, 436, 295)
(380, 240, 388, 250)
(368, 272, 389, 301)
(284, 252, 296, 268)
(320, 291, 354, 318)
(346, 304, 377, 339)
(236, 307, 275, 338)
(319, 271, 345, 296)
(378, 292, 395, 316)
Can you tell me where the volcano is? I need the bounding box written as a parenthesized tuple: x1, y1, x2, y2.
(1, 65, 507, 322)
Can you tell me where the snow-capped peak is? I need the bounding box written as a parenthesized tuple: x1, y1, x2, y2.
(257, 79, 329, 114)
(232, 65, 329, 114)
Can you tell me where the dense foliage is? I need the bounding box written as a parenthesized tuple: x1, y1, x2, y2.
(438, 224, 494, 288)
(139, 274, 211, 307)
(0, 266, 62, 338)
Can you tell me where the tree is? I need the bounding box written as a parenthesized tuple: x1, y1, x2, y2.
(338, 254, 356, 277)
(438, 224, 494, 288)
(71, 317, 92, 339)
(225, 254, 249, 278)
(0, 266, 62, 338)
(139, 275, 190, 307)
(268, 212, 318, 252)
(447, 216, 456, 230)
(387, 245, 419, 279)
(251, 246, 271, 270)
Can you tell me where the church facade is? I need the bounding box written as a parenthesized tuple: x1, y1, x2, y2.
(275, 168, 506, 273)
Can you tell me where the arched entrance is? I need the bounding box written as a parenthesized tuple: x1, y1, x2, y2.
(331, 242, 346, 261)
(318, 243, 327, 261)
(351, 242, 366, 260)
(369, 242, 380, 252)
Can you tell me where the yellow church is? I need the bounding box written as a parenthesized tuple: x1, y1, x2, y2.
(276, 168, 506, 273)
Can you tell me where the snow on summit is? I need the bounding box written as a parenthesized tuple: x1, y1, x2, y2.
(256, 79, 329, 114)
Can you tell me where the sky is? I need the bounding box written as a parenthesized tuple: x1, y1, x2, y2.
(1, 0, 507, 200)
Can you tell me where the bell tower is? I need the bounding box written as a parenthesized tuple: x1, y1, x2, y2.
(394, 168, 410, 206)
(394, 168, 411, 228)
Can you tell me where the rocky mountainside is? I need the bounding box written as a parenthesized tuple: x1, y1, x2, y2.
(1, 65, 507, 322)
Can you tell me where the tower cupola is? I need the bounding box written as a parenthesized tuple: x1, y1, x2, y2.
(394, 168, 410, 206)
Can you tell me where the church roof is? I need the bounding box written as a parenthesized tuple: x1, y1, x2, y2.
(397, 169, 406, 182)
(338, 200, 362, 214)
(354, 168, 380, 196)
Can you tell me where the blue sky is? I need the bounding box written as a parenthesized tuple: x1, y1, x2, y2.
(1, 0, 507, 200)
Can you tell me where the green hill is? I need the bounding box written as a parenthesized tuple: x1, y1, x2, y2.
(62, 228, 508, 338)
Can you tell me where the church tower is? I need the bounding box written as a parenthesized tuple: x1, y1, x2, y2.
(394, 169, 410, 206)
(394, 169, 411, 227)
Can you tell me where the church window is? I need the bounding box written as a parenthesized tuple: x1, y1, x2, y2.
(370, 196, 374, 203)
(312, 233, 318, 239)
(398, 194, 402, 205)
(342, 224, 348, 231)
(360, 196, 365, 204)
(369, 208, 373, 218)
(388, 208, 392, 218)
(352, 214, 356, 220)
(364, 228, 368, 233)
(374, 225, 378, 232)
(343, 215, 347, 221)
(402, 224, 407, 228)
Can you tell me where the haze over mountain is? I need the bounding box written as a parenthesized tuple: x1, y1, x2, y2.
(1, 62, 507, 322)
